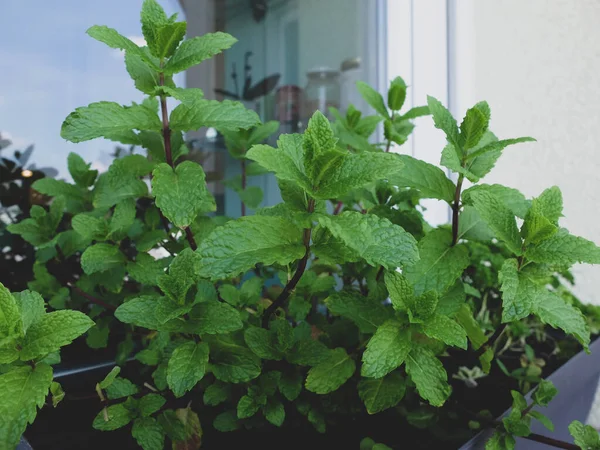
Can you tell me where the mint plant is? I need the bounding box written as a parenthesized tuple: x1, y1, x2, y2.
(3, 1, 600, 449)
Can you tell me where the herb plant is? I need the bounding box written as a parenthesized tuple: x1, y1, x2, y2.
(2, 1, 600, 449)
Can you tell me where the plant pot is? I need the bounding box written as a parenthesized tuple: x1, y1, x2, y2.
(460, 338, 600, 449)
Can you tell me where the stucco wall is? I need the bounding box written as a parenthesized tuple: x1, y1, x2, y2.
(452, 0, 600, 304)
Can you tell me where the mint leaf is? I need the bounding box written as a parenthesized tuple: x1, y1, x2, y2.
(203, 382, 231, 406)
(358, 372, 406, 414)
(533, 186, 563, 224)
(132, 417, 165, 450)
(237, 395, 260, 419)
(315, 152, 404, 200)
(152, 161, 215, 228)
(170, 99, 259, 133)
(427, 96, 460, 149)
(529, 411, 554, 432)
(81, 243, 126, 275)
(93, 403, 135, 431)
(403, 229, 469, 296)
(466, 136, 536, 161)
(278, 371, 303, 401)
(167, 342, 209, 397)
(0, 283, 23, 338)
(13, 290, 45, 336)
(357, 81, 389, 118)
(317, 212, 418, 269)
(244, 327, 281, 360)
(71, 214, 108, 241)
(526, 228, 600, 265)
(93, 163, 148, 209)
(405, 345, 451, 407)
(387, 77, 407, 111)
(20, 311, 94, 360)
(207, 335, 261, 384)
(108, 198, 136, 240)
(246, 134, 312, 192)
(305, 348, 356, 394)
(198, 216, 305, 280)
(384, 271, 413, 312)
(455, 304, 487, 350)
(158, 248, 201, 303)
(361, 321, 411, 378)
(115, 296, 162, 330)
(186, 301, 243, 334)
(533, 380, 558, 407)
(325, 290, 388, 333)
(163, 32, 237, 74)
(127, 253, 169, 286)
(569, 420, 600, 449)
(390, 155, 456, 203)
(420, 314, 467, 349)
(464, 188, 523, 255)
(498, 258, 530, 322)
(61, 101, 161, 143)
(459, 102, 490, 150)
(213, 411, 239, 432)
(125, 51, 163, 95)
(86, 25, 157, 67)
(68, 152, 97, 187)
(0, 364, 53, 449)
(463, 184, 530, 219)
(303, 111, 337, 171)
(105, 377, 139, 400)
(264, 400, 285, 427)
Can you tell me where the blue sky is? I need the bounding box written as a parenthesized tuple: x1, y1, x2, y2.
(0, 0, 184, 177)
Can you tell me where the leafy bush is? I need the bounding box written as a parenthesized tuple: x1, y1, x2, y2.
(3, 1, 600, 449)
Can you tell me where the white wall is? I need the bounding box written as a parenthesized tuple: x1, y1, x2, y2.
(451, 0, 600, 304)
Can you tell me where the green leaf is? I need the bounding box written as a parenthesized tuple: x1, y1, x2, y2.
(264, 400, 285, 427)
(61, 101, 161, 143)
(485, 431, 516, 450)
(305, 348, 356, 394)
(533, 380, 558, 407)
(213, 411, 239, 432)
(127, 253, 169, 287)
(71, 214, 108, 241)
(384, 271, 413, 312)
(0, 364, 53, 449)
(325, 290, 388, 333)
(167, 342, 209, 397)
(387, 77, 407, 111)
(278, 371, 303, 401)
(108, 198, 136, 240)
(0, 284, 21, 339)
(170, 99, 259, 133)
(207, 335, 261, 384)
(105, 377, 139, 400)
(400, 105, 430, 120)
(405, 345, 451, 407)
(467, 136, 536, 161)
(529, 411, 554, 431)
(237, 395, 260, 419)
(187, 301, 243, 334)
(463, 184, 530, 219)
(303, 111, 337, 168)
(132, 417, 165, 450)
(197, 216, 305, 280)
(86, 25, 157, 67)
(533, 289, 590, 351)
(315, 152, 405, 200)
(115, 296, 162, 330)
(152, 161, 215, 228)
(99, 367, 121, 389)
(427, 96, 460, 150)
(246, 134, 312, 192)
(526, 228, 600, 265)
(358, 372, 406, 414)
(13, 290, 45, 336)
(569, 420, 600, 449)
(361, 321, 411, 378)
(20, 311, 94, 360)
(420, 314, 467, 349)
(163, 32, 237, 74)
(93, 403, 135, 431)
(464, 188, 523, 255)
(140, 0, 168, 50)
(81, 243, 126, 275)
(50, 381, 65, 408)
(158, 248, 201, 303)
(459, 102, 490, 150)
(157, 410, 186, 440)
(498, 258, 530, 322)
(203, 382, 231, 406)
(93, 164, 148, 209)
(532, 186, 563, 224)
(357, 81, 389, 118)
(124, 51, 163, 95)
(390, 155, 456, 203)
(68, 152, 97, 187)
(317, 212, 418, 269)
(455, 304, 487, 350)
(244, 327, 281, 360)
(403, 229, 469, 296)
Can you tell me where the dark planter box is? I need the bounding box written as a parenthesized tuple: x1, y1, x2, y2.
(461, 338, 600, 449)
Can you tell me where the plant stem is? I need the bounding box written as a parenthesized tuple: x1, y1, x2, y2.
(475, 323, 508, 358)
(158, 70, 197, 251)
(451, 173, 464, 246)
(69, 285, 116, 311)
(333, 201, 343, 215)
(241, 158, 247, 217)
(487, 420, 579, 450)
(262, 198, 315, 327)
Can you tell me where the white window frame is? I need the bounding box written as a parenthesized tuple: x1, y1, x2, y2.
(383, 0, 452, 226)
